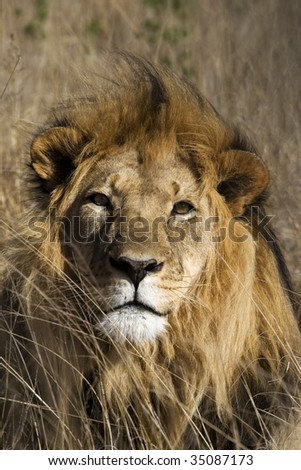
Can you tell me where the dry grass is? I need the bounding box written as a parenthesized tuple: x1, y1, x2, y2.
(1, 0, 300, 294)
(1, 0, 301, 450)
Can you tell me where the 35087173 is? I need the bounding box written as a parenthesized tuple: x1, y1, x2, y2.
(189, 454, 254, 466)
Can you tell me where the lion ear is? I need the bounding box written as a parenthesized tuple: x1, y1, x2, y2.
(30, 127, 86, 192)
(216, 150, 269, 215)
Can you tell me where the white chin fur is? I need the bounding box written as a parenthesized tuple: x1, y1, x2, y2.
(97, 305, 168, 344)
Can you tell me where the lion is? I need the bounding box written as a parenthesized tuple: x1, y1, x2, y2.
(1, 52, 301, 450)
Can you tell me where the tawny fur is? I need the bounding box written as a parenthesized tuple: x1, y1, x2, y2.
(1, 52, 300, 450)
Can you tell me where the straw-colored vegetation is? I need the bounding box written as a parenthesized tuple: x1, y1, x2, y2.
(1, 0, 300, 450)
(1, 0, 301, 285)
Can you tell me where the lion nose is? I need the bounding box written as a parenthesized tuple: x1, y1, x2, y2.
(109, 256, 163, 288)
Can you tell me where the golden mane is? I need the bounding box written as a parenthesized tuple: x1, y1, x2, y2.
(1, 52, 301, 450)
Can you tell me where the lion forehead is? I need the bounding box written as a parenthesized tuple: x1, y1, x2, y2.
(77, 149, 202, 204)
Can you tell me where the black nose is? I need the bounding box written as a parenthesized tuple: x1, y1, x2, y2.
(109, 256, 163, 288)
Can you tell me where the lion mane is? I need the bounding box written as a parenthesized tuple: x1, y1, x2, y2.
(1, 52, 301, 450)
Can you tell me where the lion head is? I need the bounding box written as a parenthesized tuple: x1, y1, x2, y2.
(1, 52, 301, 450)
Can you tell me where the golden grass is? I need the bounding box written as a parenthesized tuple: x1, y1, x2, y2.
(0, 0, 300, 450)
(1, 0, 300, 297)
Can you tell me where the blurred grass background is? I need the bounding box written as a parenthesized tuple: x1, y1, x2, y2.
(1, 0, 300, 297)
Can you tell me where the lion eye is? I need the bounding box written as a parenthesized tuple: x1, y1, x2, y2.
(172, 201, 196, 219)
(88, 193, 112, 209)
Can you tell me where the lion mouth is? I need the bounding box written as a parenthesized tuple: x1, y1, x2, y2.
(97, 301, 168, 344)
(108, 301, 163, 317)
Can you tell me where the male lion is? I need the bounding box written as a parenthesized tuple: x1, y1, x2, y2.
(1, 53, 301, 450)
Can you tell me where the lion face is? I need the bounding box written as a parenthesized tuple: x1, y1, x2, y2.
(29, 56, 269, 346)
(61, 147, 214, 344)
